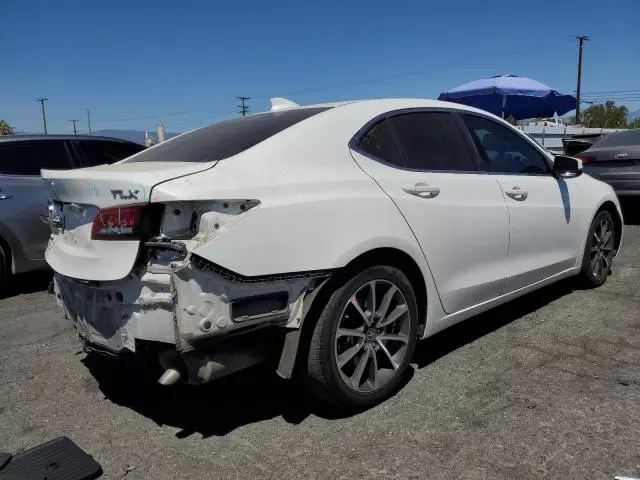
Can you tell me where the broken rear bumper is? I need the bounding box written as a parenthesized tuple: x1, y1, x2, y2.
(53, 256, 330, 382)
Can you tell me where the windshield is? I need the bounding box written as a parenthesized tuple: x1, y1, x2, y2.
(125, 107, 331, 163)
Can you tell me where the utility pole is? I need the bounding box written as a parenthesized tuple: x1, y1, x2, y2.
(86, 108, 92, 134)
(69, 119, 79, 135)
(575, 35, 589, 124)
(236, 96, 250, 116)
(35, 97, 48, 134)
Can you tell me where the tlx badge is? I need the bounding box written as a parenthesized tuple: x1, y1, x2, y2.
(110, 189, 139, 200)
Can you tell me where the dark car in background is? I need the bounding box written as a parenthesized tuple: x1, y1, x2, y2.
(578, 129, 640, 198)
(0, 135, 145, 285)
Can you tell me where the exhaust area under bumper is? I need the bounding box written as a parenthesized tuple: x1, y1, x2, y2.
(53, 257, 331, 384)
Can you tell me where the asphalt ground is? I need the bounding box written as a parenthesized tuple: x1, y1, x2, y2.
(1, 200, 639, 479)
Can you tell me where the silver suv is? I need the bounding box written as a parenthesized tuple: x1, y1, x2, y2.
(0, 135, 145, 285)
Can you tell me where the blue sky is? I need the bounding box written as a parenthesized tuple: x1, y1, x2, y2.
(2, 0, 639, 134)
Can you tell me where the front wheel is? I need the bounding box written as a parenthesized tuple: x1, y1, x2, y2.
(306, 265, 418, 408)
(0, 243, 9, 289)
(579, 210, 616, 288)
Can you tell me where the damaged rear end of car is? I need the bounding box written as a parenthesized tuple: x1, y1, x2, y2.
(43, 106, 337, 386)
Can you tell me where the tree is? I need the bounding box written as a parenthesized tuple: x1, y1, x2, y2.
(630, 118, 640, 129)
(0, 120, 13, 136)
(582, 101, 628, 128)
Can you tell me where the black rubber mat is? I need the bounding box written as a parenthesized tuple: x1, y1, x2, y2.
(0, 437, 101, 480)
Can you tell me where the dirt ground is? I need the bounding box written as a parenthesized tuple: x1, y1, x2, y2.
(1, 203, 639, 480)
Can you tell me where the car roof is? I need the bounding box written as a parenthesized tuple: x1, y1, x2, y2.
(290, 98, 502, 118)
(0, 134, 142, 145)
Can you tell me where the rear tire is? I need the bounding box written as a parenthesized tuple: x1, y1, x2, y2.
(579, 210, 616, 288)
(306, 265, 418, 409)
(0, 243, 10, 289)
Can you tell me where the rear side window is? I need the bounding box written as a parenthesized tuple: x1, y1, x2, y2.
(126, 107, 331, 163)
(77, 140, 145, 166)
(387, 112, 477, 171)
(595, 130, 640, 147)
(357, 119, 405, 167)
(0, 141, 72, 175)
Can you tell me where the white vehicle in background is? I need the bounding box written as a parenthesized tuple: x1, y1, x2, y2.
(43, 98, 622, 408)
(531, 117, 566, 128)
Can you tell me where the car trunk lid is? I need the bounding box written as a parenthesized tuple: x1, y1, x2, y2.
(42, 161, 216, 281)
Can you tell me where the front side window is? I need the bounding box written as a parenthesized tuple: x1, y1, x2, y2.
(463, 114, 550, 175)
(387, 112, 477, 172)
(357, 119, 405, 167)
(0, 141, 72, 175)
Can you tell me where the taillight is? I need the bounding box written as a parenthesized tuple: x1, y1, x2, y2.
(577, 154, 596, 164)
(91, 205, 145, 240)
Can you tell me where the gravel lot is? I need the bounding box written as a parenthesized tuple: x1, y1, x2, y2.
(1, 203, 639, 480)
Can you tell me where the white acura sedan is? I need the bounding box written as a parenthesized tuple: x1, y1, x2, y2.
(43, 98, 622, 408)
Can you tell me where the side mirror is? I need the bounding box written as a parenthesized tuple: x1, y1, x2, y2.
(553, 155, 582, 178)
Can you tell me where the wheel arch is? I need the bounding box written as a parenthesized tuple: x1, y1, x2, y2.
(331, 247, 428, 334)
(283, 246, 430, 380)
(0, 229, 15, 274)
(596, 200, 623, 254)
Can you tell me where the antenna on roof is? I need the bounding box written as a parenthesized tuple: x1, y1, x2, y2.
(270, 98, 300, 112)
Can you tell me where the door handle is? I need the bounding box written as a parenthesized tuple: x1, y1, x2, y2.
(505, 186, 528, 201)
(403, 183, 440, 198)
(0, 192, 14, 200)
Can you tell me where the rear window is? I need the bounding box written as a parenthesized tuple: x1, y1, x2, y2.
(595, 130, 640, 148)
(77, 140, 145, 166)
(126, 107, 331, 163)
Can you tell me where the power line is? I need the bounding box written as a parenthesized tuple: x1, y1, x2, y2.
(69, 119, 79, 135)
(169, 110, 237, 130)
(96, 69, 436, 124)
(252, 68, 434, 101)
(236, 96, 250, 116)
(35, 97, 48, 134)
(97, 106, 211, 123)
(582, 88, 640, 96)
(580, 97, 640, 102)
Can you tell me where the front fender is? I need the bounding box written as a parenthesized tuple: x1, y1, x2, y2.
(575, 176, 623, 263)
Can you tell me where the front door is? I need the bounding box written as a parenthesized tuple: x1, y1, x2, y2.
(350, 110, 510, 314)
(461, 113, 583, 292)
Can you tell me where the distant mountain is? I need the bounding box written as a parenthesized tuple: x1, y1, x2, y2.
(628, 109, 640, 122)
(92, 129, 181, 145)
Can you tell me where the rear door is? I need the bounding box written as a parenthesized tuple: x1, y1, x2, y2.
(73, 139, 146, 167)
(350, 110, 509, 314)
(461, 113, 584, 292)
(0, 140, 75, 262)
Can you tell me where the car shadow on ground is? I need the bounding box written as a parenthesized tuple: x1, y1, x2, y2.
(620, 198, 640, 226)
(83, 278, 576, 438)
(0, 270, 52, 300)
(412, 278, 575, 368)
(83, 355, 347, 438)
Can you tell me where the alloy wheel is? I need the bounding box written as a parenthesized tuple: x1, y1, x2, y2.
(590, 217, 615, 281)
(334, 279, 411, 393)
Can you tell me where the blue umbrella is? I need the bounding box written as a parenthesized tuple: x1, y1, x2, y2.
(438, 74, 576, 120)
